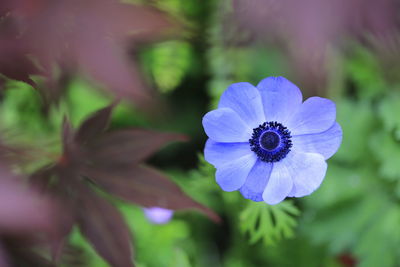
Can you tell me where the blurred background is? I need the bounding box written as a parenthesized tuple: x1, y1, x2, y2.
(0, 0, 400, 266)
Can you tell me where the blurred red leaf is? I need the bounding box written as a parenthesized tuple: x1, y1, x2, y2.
(0, 243, 9, 267)
(0, 144, 56, 266)
(87, 129, 188, 166)
(0, 16, 41, 86)
(0, 42, 39, 86)
(0, 0, 177, 105)
(0, 178, 52, 235)
(338, 253, 357, 267)
(0, 151, 54, 236)
(35, 166, 78, 264)
(3, 238, 55, 267)
(77, 189, 133, 267)
(232, 0, 400, 92)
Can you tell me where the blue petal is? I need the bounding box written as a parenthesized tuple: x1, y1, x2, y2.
(202, 108, 252, 142)
(262, 161, 293, 205)
(287, 97, 336, 135)
(292, 122, 342, 159)
(219, 82, 265, 129)
(143, 207, 173, 224)
(204, 139, 252, 168)
(284, 152, 327, 197)
(216, 153, 257, 191)
(257, 77, 303, 124)
(240, 160, 272, 202)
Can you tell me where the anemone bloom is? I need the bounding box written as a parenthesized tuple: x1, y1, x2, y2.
(202, 76, 342, 205)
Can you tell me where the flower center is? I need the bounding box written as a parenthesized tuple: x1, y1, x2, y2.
(249, 121, 292, 163)
(260, 131, 280, 151)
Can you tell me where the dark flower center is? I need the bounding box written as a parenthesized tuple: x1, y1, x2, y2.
(260, 131, 280, 151)
(249, 121, 292, 163)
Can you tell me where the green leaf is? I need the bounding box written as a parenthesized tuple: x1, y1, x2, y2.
(302, 165, 400, 267)
(169, 155, 220, 209)
(345, 44, 387, 99)
(355, 204, 400, 267)
(0, 80, 62, 136)
(66, 79, 109, 127)
(303, 163, 371, 209)
(119, 204, 191, 267)
(145, 41, 193, 93)
(378, 91, 400, 139)
(334, 99, 376, 163)
(240, 201, 300, 246)
(370, 131, 400, 181)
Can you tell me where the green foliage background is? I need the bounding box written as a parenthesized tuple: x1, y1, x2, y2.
(2, 0, 400, 266)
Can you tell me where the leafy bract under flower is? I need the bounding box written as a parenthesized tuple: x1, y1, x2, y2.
(202, 76, 342, 205)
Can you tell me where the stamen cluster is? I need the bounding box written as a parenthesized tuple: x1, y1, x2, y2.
(249, 121, 292, 162)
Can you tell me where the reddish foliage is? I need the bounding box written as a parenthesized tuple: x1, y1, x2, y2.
(231, 0, 400, 93)
(338, 253, 357, 267)
(30, 103, 219, 266)
(0, 148, 55, 266)
(0, 0, 177, 106)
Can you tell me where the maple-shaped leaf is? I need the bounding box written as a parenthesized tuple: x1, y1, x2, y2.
(30, 103, 219, 267)
(0, 0, 176, 106)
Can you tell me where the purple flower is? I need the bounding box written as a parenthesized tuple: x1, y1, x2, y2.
(143, 207, 174, 224)
(202, 77, 342, 205)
